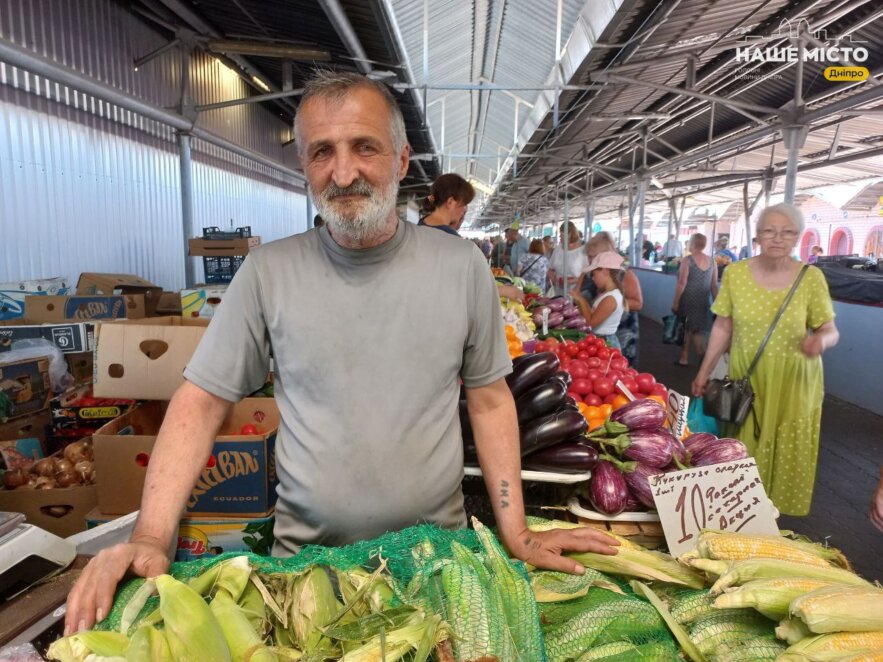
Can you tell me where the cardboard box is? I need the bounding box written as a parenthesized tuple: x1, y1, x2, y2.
(0, 409, 50, 445)
(0, 437, 44, 470)
(65, 351, 94, 387)
(51, 385, 136, 432)
(25, 294, 146, 322)
(77, 273, 164, 317)
(156, 291, 183, 316)
(0, 357, 51, 421)
(0, 484, 97, 538)
(0, 278, 71, 321)
(92, 317, 209, 400)
(188, 237, 261, 257)
(180, 285, 229, 319)
(0, 319, 94, 354)
(93, 398, 278, 516)
(86, 508, 275, 561)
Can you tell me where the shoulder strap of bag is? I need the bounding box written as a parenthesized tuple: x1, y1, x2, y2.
(521, 255, 543, 274)
(745, 264, 809, 378)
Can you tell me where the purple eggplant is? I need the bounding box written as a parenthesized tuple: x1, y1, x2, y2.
(523, 440, 598, 473)
(588, 461, 629, 516)
(554, 371, 572, 388)
(623, 492, 647, 512)
(515, 378, 569, 424)
(670, 435, 689, 468)
(565, 315, 586, 329)
(547, 312, 565, 328)
(690, 438, 749, 467)
(545, 297, 567, 312)
(507, 352, 560, 398)
(531, 311, 546, 325)
(624, 462, 664, 509)
(683, 432, 717, 457)
(559, 399, 580, 412)
(609, 398, 667, 432)
(561, 304, 581, 319)
(520, 409, 588, 456)
(609, 428, 676, 468)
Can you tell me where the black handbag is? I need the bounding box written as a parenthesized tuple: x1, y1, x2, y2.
(662, 314, 686, 345)
(703, 265, 808, 426)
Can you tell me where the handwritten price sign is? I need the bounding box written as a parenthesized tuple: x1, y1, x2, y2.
(650, 458, 779, 557)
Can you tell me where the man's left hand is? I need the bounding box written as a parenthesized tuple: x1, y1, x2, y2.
(504, 525, 620, 574)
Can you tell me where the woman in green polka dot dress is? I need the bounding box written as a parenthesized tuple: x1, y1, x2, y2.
(692, 203, 840, 516)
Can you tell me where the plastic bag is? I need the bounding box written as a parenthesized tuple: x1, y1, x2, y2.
(2, 338, 74, 393)
(687, 397, 719, 435)
(662, 314, 685, 345)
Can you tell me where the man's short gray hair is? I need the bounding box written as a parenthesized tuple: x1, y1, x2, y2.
(757, 202, 805, 235)
(294, 70, 408, 156)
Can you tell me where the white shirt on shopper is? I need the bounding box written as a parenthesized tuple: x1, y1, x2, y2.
(591, 290, 624, 336)
(661, 238, 683, 259)
(549, 245, 587, 289)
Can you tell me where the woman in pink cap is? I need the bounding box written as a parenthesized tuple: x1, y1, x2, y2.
(570, 251, 626, 349)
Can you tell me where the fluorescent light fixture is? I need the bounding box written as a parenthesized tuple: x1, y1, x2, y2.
(251, 75, 270, 92)
(468, 177, 495, 196)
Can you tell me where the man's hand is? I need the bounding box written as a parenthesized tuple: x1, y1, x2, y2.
(504, 525, 620, 574)
(871, 471, 883, 533)
(497, 283, 525, 302)
(64, 538, 169, 635)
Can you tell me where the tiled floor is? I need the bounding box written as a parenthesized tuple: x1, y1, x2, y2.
(637, 316, 883, 582)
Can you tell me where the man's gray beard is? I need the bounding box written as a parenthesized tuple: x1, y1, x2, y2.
(313, 177, 398, 245)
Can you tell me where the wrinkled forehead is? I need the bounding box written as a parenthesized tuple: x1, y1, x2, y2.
(759, 211, 798, 230)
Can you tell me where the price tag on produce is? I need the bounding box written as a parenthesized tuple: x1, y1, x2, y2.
(650, 458, 779, 557)
(665, 388, 689, 439)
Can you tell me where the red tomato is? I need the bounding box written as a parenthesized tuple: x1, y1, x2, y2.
(585, 334, 598, 343)
(569, 361, 589, 379)
(610, 357, 629, 372)
(576, 338, 591, 351)
(603, 393, 620, 406)
(585, 344, 599, 357)
(586, 357, 602, 369)
(576, 351, 591, 361)
(596, 347, 612, 361)
(583, 393, 603, 406)
(567, 390, 583, 403)
(565, 343, 580, 357)
(606, 370, 623, 384)
(619, 378, 640, 395)
(239, 424, 260, 435)
(135, 452, 150, 467)
(593, 377, 614, 397)
(623, 368, 639, 380)
(559, 356, 572, 369)
(545, 337, 559, 346)
(534, 341, 548, 353)
(635, 373, 657, 394)
(206, 455, 216, 468)
(571, 378, 594, 396)
(586, 369, 603, 381)
(650, 383, 670, 398)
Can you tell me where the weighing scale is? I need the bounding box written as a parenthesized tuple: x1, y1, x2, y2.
(0, 512, 77, 603)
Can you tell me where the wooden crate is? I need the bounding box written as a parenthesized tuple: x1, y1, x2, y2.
(571, 515, 666, 550)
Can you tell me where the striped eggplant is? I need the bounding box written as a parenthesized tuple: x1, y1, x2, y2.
(561, 304, 581, 319)
(588, 461, 629, 516)
(520, 409, 588, 456)
(609, 398, 667, 431)
(547, 312, 565, 328)
(624, 462, 664, 509)
(690, 438, 750, 466)
(545, 297, 567, 312)
(670, 435, 689, 468)
(515, 378, 569, 424)
(609, 428, 676, 468)
(506, 352, 560, 398)
(564, 315, 586, 329)
(683, 432, 718, 457)
(522, 440, 598, 473)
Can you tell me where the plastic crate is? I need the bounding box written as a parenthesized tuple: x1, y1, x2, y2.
(202, 255, 246, 283)
(202, 226, 252, 240)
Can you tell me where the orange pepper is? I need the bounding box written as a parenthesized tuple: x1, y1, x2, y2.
(647, 394, 666, 407)
(585, 405, 602, 419)
(587, 416, 606, 431)
(599, 403, 613, 418)
(611, 394, 630, 410)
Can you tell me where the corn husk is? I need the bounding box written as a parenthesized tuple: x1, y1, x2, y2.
(779, 631, 883, 661)
(790, 585, 883, 634)
(125, 626, 172, 662)
(709, 558, 869, 595)
(714, 578, 842, 620)
(287, 567, 342, 653)
(210, 589, 277, 662)
(46, 631, 130, 662)
(155, 574, 231, 662)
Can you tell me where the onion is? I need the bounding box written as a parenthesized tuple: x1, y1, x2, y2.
(54, 458, 74, 475)
(64, 440, 92, 464)
(17, 478, 37, 490)
(34, 476, 56, 490)
(55, 469, 79, 488)
(74, 460, 95, 484)
(3, 469, 28, 490)
(33, 457, 56, 477)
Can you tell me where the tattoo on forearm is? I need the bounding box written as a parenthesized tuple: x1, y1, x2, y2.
(500, 480, 509, 508)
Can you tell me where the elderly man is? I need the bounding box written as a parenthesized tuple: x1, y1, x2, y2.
(660, 233, 683, 260)
(64, 72, 616, 634)
(493, 226, 529, 275)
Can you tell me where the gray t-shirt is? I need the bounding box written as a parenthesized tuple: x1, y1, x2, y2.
(184, 220, 511, 553)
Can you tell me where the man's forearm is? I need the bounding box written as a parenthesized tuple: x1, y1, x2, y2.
(132, 381, 233, 549)
(466, 382, 527, 549)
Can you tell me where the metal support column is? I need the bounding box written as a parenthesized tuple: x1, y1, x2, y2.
(563, 190, 570, 298)
(627, 186, 636, 265)
(636, 178, 647, 265)
(178, 132, 196, 287)
(781, 125, 808, 204)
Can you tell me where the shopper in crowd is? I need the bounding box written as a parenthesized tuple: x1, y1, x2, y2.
(64, 70, 617, 635)
(871, 466, 883, 532)
(548, 221, 586, 295)
(418, 173, 474, 236)
(577, 232, 643, 366)
(692, 203, 839, 517)
(542, 234, 554, 256)
(516, 239, 549, 291)
(480, 237, 493, 259)
(808, 245, 824, 264)
(492, 226, 529, 275)
(672, 233, 718, 366)
(661, 233, 683, 260)
(570, 251, 626, 349)
(739, 236, 758, 260)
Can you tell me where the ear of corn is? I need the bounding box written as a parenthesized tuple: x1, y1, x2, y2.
(686, 559, 730, 578)
(439, 559, 497, 661)
(790, 585, 883, 634)
(335, 567, 395, 617)
(776, 616, 815, 645)
(709, 558, 870, 595)
(119, 579, 157, 635)
(574, 640, 680, 661)
(210, 589, 278, 662)
(125, 626, 172, 662)
(666, 589, 718, 626)
(287, 567, 343, 654)
(782, 631, 883, 657)
(711, 635, 786, 661)
(694, 531, 841, 568)
(687, 609, 775, 656)
(238, 580, 267, 631)
(713, 577, 842, 620)
(569, 547, 706, 589)
(628, 581, 707, 662)
(155, 574, 231, 662)
(530, 568, 622, 602)
(47, 631, 130, 662)
(337, 614, 447, 662)
(323, 606, 419, 642)
(472, 517, 546, 661)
